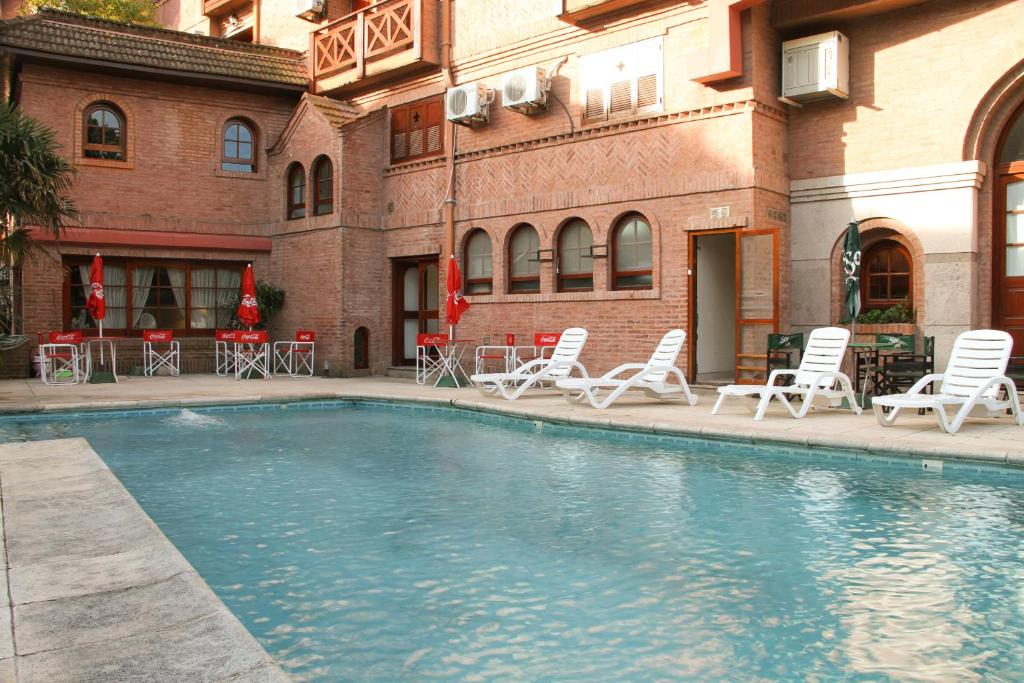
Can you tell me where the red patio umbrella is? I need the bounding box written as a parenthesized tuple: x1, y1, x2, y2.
(85, 253, 107, 364)
(236, 263, 261, 328)
(445, 254, 470, 330)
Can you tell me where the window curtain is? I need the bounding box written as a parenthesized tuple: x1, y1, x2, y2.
(76, 265, 92, 328)
(104, 266, 127, 328)
(190, 268, 217, 328)
(217, 269, 241, 327)
(131, 267, 156, 328)
(166, 267, 186, 315)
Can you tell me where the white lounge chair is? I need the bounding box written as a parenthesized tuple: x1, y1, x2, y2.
(712, 326, 861, 420)
(470, 327, 588, 400)
(554, 329, 698, 409)
(872, 329, 1023, 434)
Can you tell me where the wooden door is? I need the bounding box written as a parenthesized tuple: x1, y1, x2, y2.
(392, 259, 439, 365)
(997, 173, 1024, 353)
(734, 229, 779, 384)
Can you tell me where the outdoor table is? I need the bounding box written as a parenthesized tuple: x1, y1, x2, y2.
(85, 336, 121, 383)
(436, 338, 475, 387)
(849, 340, 899, 404)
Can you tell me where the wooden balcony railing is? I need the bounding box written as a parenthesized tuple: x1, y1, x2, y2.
(312, 0, 438, 90)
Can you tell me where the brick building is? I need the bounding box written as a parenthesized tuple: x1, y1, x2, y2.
(1, 0, 1022, 380)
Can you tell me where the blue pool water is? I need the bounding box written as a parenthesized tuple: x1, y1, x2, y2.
(4, 402, 1024, 681)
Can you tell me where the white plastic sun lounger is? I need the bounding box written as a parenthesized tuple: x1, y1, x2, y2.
(872, 329, 1023, 434)
(470, 327, 588, 400)
(712, 326, 861, 420)
(554, 329, 698, 409)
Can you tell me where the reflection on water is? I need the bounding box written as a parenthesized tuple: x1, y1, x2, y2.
(3, 405, 1024, 681)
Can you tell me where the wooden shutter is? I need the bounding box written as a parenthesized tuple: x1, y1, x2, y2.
(390, 105, 409, 163)
(609, 80, 632, 116)
(635, 39, 662, 112)
(583, 88, 606, 121)
(425, 98, 443, 154)
(408, 102, 425, 158)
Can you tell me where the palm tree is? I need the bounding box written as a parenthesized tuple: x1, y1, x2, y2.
(0, 104, 78, 336)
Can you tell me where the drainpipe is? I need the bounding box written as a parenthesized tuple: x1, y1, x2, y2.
(441, 0, 455, 263)
(0, 51, 12, 105)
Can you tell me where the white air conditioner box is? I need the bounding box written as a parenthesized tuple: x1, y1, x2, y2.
(780, 31, 849, 106)
(502, 66, 548, 114)
(446, 82, 492, 126)
(295, 0, 325, 22)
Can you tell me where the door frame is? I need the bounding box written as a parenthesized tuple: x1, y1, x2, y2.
(994, 164, 1024, 349)
(391, 256, 440, 366)
(687, 227, 779, 384)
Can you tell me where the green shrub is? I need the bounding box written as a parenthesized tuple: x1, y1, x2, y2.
(228, 280, 286, 330)
(840, 300, 914, 325)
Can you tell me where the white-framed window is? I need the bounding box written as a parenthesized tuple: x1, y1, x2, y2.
(580, 36, 663, 123)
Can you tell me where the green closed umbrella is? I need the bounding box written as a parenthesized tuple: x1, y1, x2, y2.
(843, 220, 862, 334)
(843, 220, 864, 406)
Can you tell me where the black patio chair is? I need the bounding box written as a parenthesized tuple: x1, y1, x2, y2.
(766, 332, 803, 376)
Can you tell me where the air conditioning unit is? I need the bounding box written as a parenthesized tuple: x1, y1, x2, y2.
(446, 82, 492, 126)
(294, 0, 325, 22)
(502, 66, 548, 114)
(780, 31, 849, 106)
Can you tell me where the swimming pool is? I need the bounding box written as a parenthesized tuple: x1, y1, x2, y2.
(4, 401, 1024, 681)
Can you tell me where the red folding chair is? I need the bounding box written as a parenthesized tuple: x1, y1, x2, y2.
(215, 329, 239, 376)
(39, 331, 87, 385)
(234, 330, 270, 380)
(274, 330, 316, 377)
(416, 333, 448, 385)
(143, 329, 180, 377)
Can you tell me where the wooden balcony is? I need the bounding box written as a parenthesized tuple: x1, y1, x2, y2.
(558, 0, 652, 24)
(203, 0, 251, 17)
(771, 0, 931, 29)
(311, 0, 439, 95)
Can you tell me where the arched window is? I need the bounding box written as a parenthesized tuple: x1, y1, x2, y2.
(354, 326, 369, 369)
(508, 224, 540, 293)
(557, 219, 593, 292)
(222, 119, 256, 172)
(612, 214, 653, 290)
(862, 239, 912, 310)
(83, 103, 125, 160)
(287, 163, 306, 220)
(464, 229, 493, 295)
(313, 156, 333, 215)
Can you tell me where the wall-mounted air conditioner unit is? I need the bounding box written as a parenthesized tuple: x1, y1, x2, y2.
(502, 66, 548, 114)
(295, 0, 325, 22)
(780, 31, 849, 107)
(446, 82, 492, 126)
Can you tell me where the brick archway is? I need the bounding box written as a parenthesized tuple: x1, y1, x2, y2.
(828, 218, 925, 328)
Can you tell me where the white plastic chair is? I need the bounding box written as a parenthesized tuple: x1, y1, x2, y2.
(416, 333, 449, 385)
(872, 329, 1023, 434)
(143, 329, 180, 377)
(215, 329, 238, 376)
(712, 326, 861, 420)
(555, 329, 698, 409)
(234, 330, 271, 381)
(274, 330, 316, 377)
(471, 327, 589, 400)
(39, 331, 87, 385)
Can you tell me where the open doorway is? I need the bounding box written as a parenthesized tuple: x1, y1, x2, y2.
(692, 232, 736, 384)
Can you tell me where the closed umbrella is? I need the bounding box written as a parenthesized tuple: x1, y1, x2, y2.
(842, 221, 862, 339)
(445, 254, 470, 333)
(236, 263, 260, 328)
(843, 221, 864, 405)
(85, 253, 107, 365)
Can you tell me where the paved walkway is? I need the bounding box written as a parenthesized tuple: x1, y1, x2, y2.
(0, 438, 289, 682)
(2, 375, 1023, 466)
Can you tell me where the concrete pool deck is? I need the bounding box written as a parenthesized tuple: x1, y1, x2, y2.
(0, 438, 290, 682)
(0, 374, 1023, 465)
